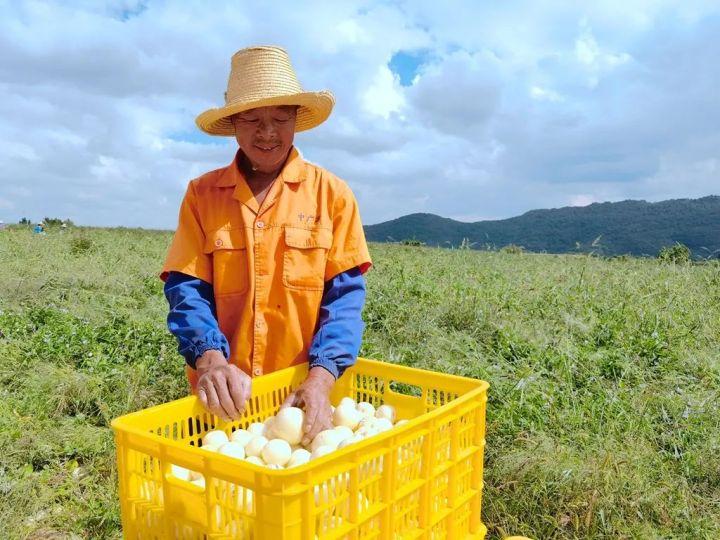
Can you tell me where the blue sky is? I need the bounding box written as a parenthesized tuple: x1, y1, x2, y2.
(389, 50, 431, 86)
(0, 1, 718, 228)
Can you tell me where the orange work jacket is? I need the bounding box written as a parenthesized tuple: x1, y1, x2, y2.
(161, 147, 372, 388)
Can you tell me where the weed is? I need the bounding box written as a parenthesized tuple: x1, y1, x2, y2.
(0, 229, 718, 538)
(658, 242, 692, 264)
(69, 236, 94, 255)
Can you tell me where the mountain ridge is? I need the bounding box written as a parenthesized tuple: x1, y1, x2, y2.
(364, 195, 720, 257)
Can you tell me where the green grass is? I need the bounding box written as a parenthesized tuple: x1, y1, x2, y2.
(0, 227, 718, 539)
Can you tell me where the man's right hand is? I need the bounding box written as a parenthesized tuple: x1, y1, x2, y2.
(195, 350, 251, 421)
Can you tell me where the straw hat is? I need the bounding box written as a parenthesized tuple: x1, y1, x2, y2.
(196, 46, 335, 136)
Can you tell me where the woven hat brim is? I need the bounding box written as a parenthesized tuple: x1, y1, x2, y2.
(195, 91, 334, 136)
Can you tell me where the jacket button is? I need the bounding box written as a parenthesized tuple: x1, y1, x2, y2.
(256, 221, 264, 229)
(253, 367, 262, 376)
(214, 238, 223, 247)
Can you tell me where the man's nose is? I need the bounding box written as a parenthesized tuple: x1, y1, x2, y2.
(256, 120, 278, 137)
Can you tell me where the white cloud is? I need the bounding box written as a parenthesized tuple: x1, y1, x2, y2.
(574, 20, 632, 88)
(407, 49, 502, 137)
(0, 141, 40, 162)
(361, 65, 406, 119)
(449, 212, 499, 222)
(0, 1, 718, 229)
(530, 86, 564, 102)
(568, 194, 597, 207)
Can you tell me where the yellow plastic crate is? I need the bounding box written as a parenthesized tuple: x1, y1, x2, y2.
(111, 357, 489, 539)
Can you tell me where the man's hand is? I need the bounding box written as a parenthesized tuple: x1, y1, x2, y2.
(196, 350, 251, 421)
(282, 367, 335, 446)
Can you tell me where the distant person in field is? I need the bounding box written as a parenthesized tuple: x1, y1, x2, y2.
(33, 222, 44, 234)
(161, 46, 371, 444)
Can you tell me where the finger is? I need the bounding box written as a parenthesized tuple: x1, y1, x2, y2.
(203, 382, 225, 420)
(227, 368, 248, 416)
(301, 404, 320, 446)
(197, 387, 208, 409)
(241, 375, 252, 410)
(281, 392, 298, 409)
(317, 404, 333, 431)
(305, 419, 325, 446)
(307, 403, 332, 443)
(213, 372, 238, 420)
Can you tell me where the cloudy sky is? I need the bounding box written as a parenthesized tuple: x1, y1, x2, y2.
(1, 1, 718, 228)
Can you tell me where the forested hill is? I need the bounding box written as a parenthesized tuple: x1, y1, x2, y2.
(363, 195, 720, 257)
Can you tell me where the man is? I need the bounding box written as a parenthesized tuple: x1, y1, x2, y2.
(161, 46, 371, 445)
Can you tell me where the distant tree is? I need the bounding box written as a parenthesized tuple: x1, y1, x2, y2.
(43, 217, 65, 227)
(401, 238, 424, 247)
(658, 242, 691, 263)
(19, 217, 31, 225)
(500, 244, 525, 254)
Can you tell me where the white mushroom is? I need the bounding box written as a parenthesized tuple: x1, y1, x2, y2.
(261, 439, 292, 466)
(375, 405, 396, 423)
(311, 445, 334, 460)
(244, 436, 269, 457)
(337, 436, 360, 449)
(263, 416, 277, 438)
(311, 429, 342, 452)
(229, 429, 253, 447)
(272, 407, 305, 445)
(218, 442, 246, 460)
(333, 405, 362, 430)
(338, 397, 356, 409)
(356, 402, 376, 418)
(287, 448, 312, 468)
(170, 464, 192, 481)
(247, 422, 266, 437)
(333, 425, 354, 443)
(202, 430, 229, 447)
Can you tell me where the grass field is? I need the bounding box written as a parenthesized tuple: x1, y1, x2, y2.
(1, 226, 718, 539)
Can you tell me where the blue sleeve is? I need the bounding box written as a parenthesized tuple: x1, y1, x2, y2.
(309, 267, 366, 379)
(163, 271, 230, 369)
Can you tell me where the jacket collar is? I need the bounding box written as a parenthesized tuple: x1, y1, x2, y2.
(216, 146, 306, 187)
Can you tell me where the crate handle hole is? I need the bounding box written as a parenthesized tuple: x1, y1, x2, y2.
(388, 381, 422, 397)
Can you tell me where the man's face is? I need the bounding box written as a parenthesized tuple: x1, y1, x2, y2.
(231, 105, 298, 174)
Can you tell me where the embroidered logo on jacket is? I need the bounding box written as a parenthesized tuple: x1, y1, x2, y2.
(297, 212, 318, 224)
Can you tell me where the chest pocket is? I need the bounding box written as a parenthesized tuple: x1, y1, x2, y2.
(203, 228, 248, 296)
(283, 227, 332, 290)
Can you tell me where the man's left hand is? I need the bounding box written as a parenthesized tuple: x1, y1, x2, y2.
(281, 367, 335, 446)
